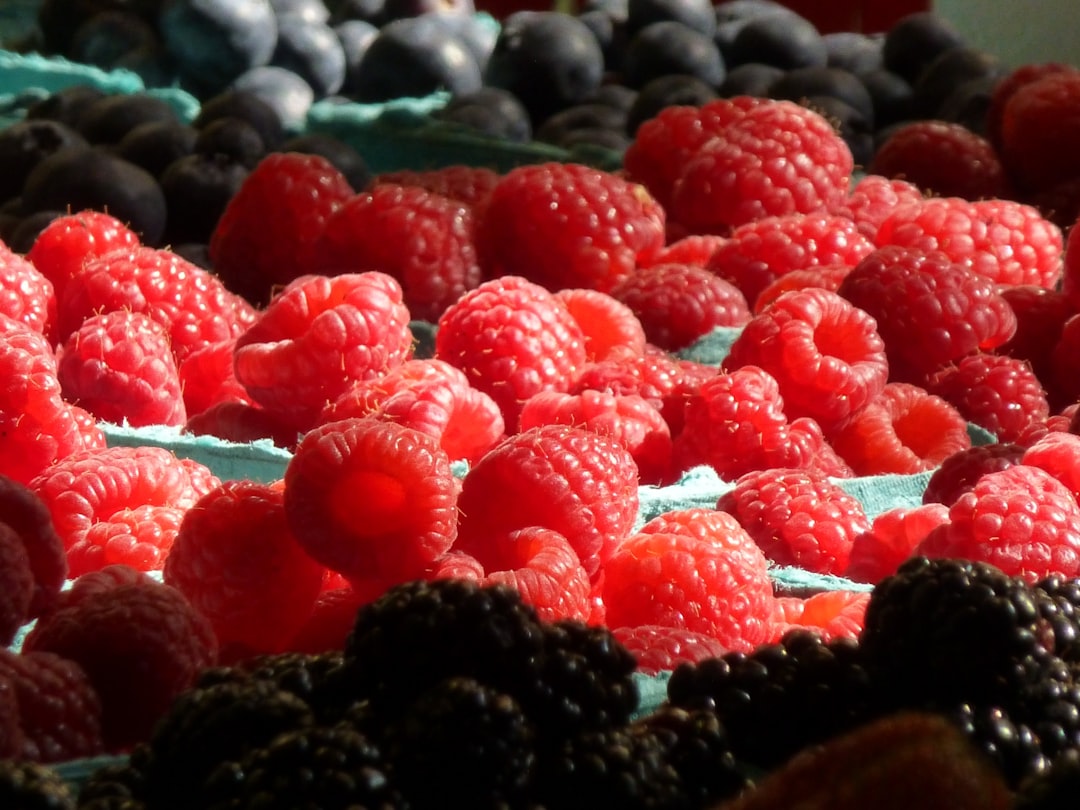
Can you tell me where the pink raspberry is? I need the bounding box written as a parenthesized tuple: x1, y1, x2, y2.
(921, 443, 1027, 507)
(434, 276, 587, 431)
(844, 504, 950, 584)
(601, 508, 776, 653)
(717, 467, 872, 576)
(553, 288, 647, 362)
(233, 272, 413, 432)
(0, 239, 55, 342)
(454, 424, 639, 582)
(1021, 431, 1080, 504)
(915, 465, 1080, 584)
(475, 162, 666, 292)
(0, 475, 67, 620)
(831, 174, 925, 241)
(724, 288, 889, 431)
(611, 624, 730, 676)
(705, 213, 874, 309)
(67, 504, 186, 578)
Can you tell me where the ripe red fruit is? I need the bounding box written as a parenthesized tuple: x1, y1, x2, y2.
(770, 590, 871, 643)
(611, 624, 730, 676)
(1000, 69, 1080, 192)
(67, 504, 186, 578)
(372, 165, 500, 210)
(0, 239, 56, 342)
(921, 443, 1027, 507)
(844, 504, 950, 584)
(0, 475, 67, 620)
(553, 287, 647, 362)
(831, 174, 925, 241)
(0, 525, 32, 647)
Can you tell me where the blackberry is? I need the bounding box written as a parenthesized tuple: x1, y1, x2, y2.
(75, 745, 151, 807)
(667, 629, 877, 769)
(385, 676, 536, 808)
(1036, 575, 1080, 662)
(861, 557, 1057, 712)
(948, 703, 1050, 789)
(0, 760, 75, 810)
(203, 723, 398, 810)
(1015, 747, 1080, 810)
(1009, 656, 1080, 763)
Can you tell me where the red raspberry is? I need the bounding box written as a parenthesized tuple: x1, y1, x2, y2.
(611, 624, 729, 676)
(997, 285, 1074, 395)
(607, 263, 750, 352)
(875, 197, 1063, 290)
(233, 272, 413, 432)
(640, 234, 728, 269)
(844, 503, 950, 584)
(0, 648, 104, 763)
(26, 209, 140, 309)
(0, 240, 56, 342)
(0, 475, 67, 620)
(753, 263, 853, 314)
(28, 444, 220, 557)
(572, 348, 696, 434)
(518, 389, 674, 485)
(724, 288, 889, 431)
(669, 100, 854, 236)
(705, 213, 874, 309)
(831, 174, 925, 241)
(770, 590, 871, 643)
(1022, 431, 1080, 504)
(0, 673, 22, 759)
(1048, 313, 1080, 407)
(623, 96, 764, 211)
(284, 417, 459, 587)
(827, 383, 972, 475)
(986, 63, 1080, 151)
(921, 443, 1027, 507)
(924, 353, 1050, 444)
(837, 246, 1018, 384)
(287, 586, 373, 654)
(717, 467, 872, 576)
(1061, 210, 1080, 310)
(915, 465, 1080, 584)
(372, 165, 500, 210)
(176, 339, 253, 419)
(601, 508, 776, 653)
(209, 151, 356, 305)
(57, 309, 187, 428)
(0, 525, 32, 647)
(22, 572, 218, 750)
(454, 424, 639, 582)
(481, 526, 592, 623)
(870, 121, 1010, 200)
(0, 315, 100, 485)
(58, 245, 258, 362)
(553, 288, 647, 362)
(434, 275, 587, 431)
(1000, 70, 1080, 192)
(311, 183, 482, 322)
(475, 162, 666, 292)
(67, 504, 186, 578)
(183, 401, 302, 451)
(164, 480, 325, 663)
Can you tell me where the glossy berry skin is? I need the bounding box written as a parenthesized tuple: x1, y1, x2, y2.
(832, 174, 925, 241)
(844, 504, 950, 585)
(999, 70, 1080, 193)
(0, 241, 56, 343)
(159, 0, 279, 89)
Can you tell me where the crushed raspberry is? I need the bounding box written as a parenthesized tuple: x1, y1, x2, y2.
(875, 197, 1063, 290)
(177, 339, 253, 419)
(284, 417, 459, 587)
(434, 276, 587, 431)
(870, 120, 1010, 200)
(1021, 431, 1080, 504)
(372, 165, 501, 210)
(639, 234, 728, 268)
(0, 525, 32, 646)
(26, 209, 140, 308)
(611, 624, 730, 676)
(27, 444, 220, 557)
(311, 183, 482, 323)
(827, 382, 972, 475)
(481, 526, 592, 623)
(717, 467, 871, 576)
(209, 152, 356, 305)
(0, 475, 67, 620)
(921, 442, 1027, 507)
(986, 63, 1080, 151)
(924, 353, 1050, 444)
(233, 272, 413, 433)
(837, 245, 1017, 384)
(67, 504, 186, 578)
(753, 264, 854, 314)
(844, 504, 950, 584)
(0, 648, 104, 763)
(183, 401, 301, 451)
(669, 100, 854, 235)
(999, 70, 1080, 193)
(724, 288, 889, 432)
(164, 480, 325, 663)
(553, 288, 647, 362)
(997, 285, 1075, 396)
(518, 389, 674, 485)
(22, 572, 218, 751)
(601, 508, 776, 653)
(0, 239, 56, 342)
(770, 590, 871, 643)
(57, 245, 258, 362)
(57, 309, 187, 428)
(831, 174, 925, 241)
(705, 213, 874, 309)
(915, 464, 1080, 584)
(454, 424, 639, 582)
(608, 263, 751, 352)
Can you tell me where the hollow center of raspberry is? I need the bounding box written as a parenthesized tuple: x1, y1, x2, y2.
(330, 470, 409, 536)
(814, 322, 865, 365)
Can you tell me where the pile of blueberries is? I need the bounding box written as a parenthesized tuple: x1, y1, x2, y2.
(18, 0, 1004, 166)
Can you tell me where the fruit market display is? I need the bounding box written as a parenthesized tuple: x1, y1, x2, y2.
(6, 0, 1080, 806)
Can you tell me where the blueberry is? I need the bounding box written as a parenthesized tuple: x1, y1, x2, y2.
(430, 12, 498, 73)
(381, 0, 475, 21)
(270, 0, 331, 23)
(620, 20, 725, 90)
(713, 0, 797, 54)
(350, 15, 482, 103)
(580, 0, 628, 22)
(279, 132, 372, 191)
(159, 0, 279, 90)
(172, 242, 214, 270)
(626, 0, 716, 38)
(769, 66, 875, 129)
(231, 66, 315, 133)
(76, 93, 182, 146)
(433, 87, 533, 142)
(7, 211, 67, 255)
(718, 62, 783, 97)
(335, 20, 381, 96)
(881, 11, 966, 85)
(724, 11, 826, 71)
(803, 95, 873, 169)
(0, 120, 90, 204)
(557, 127, 631, 153)
(822, 31, 883, 75)
(36, 0, 118, 54)
(484, 11, 605, 125)
(577, 9, 627, 71)
(270, 14, 347, 97)
(910, 46, 1001, 119)
(113, 43, 180, 88)
(160, 153, 250, 245)
(70, 10, 161, 71)
(193, 117, 268, 168)
(22, 146, 168, 246)
(936, 75, 998, 137)
(24, 85, 107, 129)
(859, 68, 913, 130)
(113, 119, 198, 177)
(587, 83, 638, 113)
(534, 103, 629, 146)
(329, 0, 387, 26)
(195, 89, 286, 150)
(626, 74, 717, 135)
